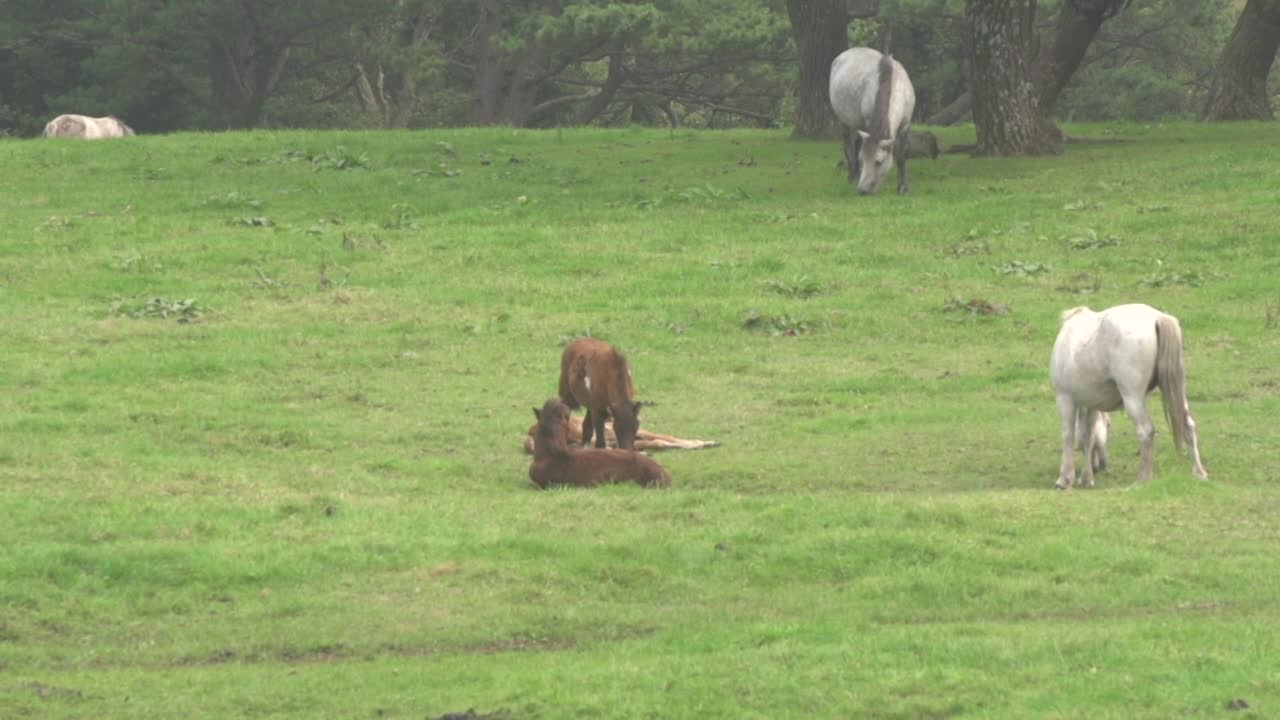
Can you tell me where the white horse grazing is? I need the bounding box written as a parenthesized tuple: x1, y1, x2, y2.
(42, 114, 135, 139)
(1050, 304, 1207, 489)
(828, 47, 916, 195)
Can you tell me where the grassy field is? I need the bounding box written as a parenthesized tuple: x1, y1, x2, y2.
(2, 121, 1278, 719)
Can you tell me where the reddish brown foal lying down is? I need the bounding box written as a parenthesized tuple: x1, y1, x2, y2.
(529, 399, 671, 489)
(559, 338, 643, 450)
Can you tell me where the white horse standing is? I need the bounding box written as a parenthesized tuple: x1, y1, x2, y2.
(828, 47, 916, 195)
(42, 114, 135, 139)
(1050, 304, 1208, 489)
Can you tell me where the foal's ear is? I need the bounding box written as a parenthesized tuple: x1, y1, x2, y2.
(857, 130, 870, 142)
(532, 407, 542, 420)
(633, 400, 644, 414)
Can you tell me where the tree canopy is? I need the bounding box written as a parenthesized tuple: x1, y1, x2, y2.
(0, 0, 1270, 136)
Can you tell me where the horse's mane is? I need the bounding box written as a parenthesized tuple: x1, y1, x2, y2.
(867, 54, 895, 142)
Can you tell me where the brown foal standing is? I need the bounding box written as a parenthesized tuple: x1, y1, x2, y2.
(558, 338, 643, 450)
(529, 399, 671, 489)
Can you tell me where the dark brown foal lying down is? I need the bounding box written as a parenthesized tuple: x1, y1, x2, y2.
(528, 399, 671, 489)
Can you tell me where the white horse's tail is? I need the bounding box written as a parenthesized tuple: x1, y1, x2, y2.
(1154, 314, 1192, 451)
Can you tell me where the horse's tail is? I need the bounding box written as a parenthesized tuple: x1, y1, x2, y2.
(558, 351, 581, 409)
(1154, 313, 1192, 452)
(1060, 306, 1092, 325)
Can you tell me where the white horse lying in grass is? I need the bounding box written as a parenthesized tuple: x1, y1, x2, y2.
(1050, 303, 1208, 489)
(42, 114, 135, 139)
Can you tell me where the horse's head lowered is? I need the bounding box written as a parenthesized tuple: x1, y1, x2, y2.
(610, 400, 643, 450)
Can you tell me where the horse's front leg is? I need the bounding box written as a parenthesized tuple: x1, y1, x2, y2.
(1056, 394, 1077, 490)
(580, 409, 594, 448)
(1077, 409, 1096, 488)
(841, 127, 860, 184)
(895, 130, 910, 195)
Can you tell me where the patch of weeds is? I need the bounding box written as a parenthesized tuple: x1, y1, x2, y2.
(1137, 203, 1174, 214)
(943, 296, 1009, 317)
(251, 267, 289, 290)
(674, 183, 748, 202)
(737, 152, 756, 167)
(740, 310, 822, 336)
(993, 260, 1050, 277)
(1138, 270, 1204, 288)
(228, 216, 273, 227)
(112, 252, 162, 273)
(1266, 300, 1279, 330)
(462, 311, 511, 336)
(36, 215, 74, 232)
(435, 141, 457, 158)
(1064, 228, 1119, 250)
(341, 233, 388, 252)
(310, 146, 371, 171)
(948, 239, 990, 257)
(203, 191, 261, 209)
(383, 204, 419, 230)
(558, 330, 595, 346)
(762, 275, 831, 299)
(1062, 199, 1104, 212)
(1056, 273, 1103, 295)
(111, 297, 208, 323)
(625, 195, 662, 211)
(316, 258, 350, 290)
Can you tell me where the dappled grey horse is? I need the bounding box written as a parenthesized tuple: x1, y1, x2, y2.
(828, 47, 916, 195)
(42, 114, 135, 139)
(1050, 304, 1208, 489)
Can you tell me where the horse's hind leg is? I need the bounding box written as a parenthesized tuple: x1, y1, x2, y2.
(1076, 409, 1098, 487)
(591, 409, 608, 449)
(581, 409, 595, 448)
(1185, 409, 1208, 480)
(1055, 394, 1077, 490)
(1123, 395, 1156, 482)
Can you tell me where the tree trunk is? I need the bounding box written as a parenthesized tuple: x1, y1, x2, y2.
(471, 0, 505, 125)
(1032, 0, 1128, 142)
(574, 51, 629, 125)
(1201, 0, 1280, 121)
(786, 0, 849, 139)
(926, 89, 971, 125)
(966, 0, 1060, 155)
(208, 34, 290, 129)
(383, 8, 436, 129)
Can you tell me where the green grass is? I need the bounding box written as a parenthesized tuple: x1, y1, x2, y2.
(2, 122, 1278, 718)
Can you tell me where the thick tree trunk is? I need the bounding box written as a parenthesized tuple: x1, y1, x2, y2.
(499, 38, 552, 126)
(471, 0, 505, 125)
(786, 0, 849, 139)
(966, 0, 1060, 155)
(208, 34, 290, 129)
(1032, 0, 1127, 142)
(1201, 0, 1280, 121)
(383, 8, 435, 129)
(926, 89, 971, 125)
(574, 51, 629, 125)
